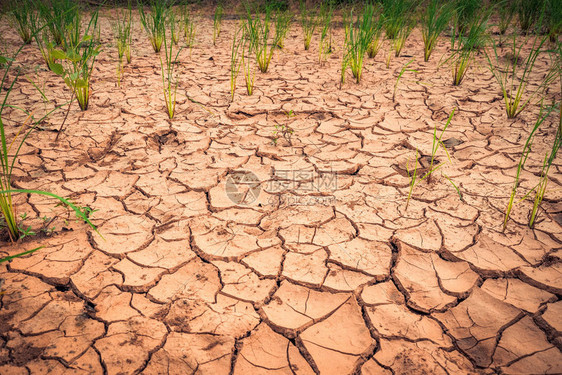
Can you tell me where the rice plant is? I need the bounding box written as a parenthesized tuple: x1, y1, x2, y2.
(342, 4, 376, 84)
(448, 9, 489, 86)
(7, 0, 35, 44)
(455, 0, 481, 36)
(485, 27, 556, 118)
(318, 0, 333, 64)
(367, 7, 384, 59)
(30, 11, 57, 70)
(139, 0, 169, 53)
(300, 0, 317, 51)
(49, 10, 101, 113)
(169, 7, 180, 46)
(274, 8, 292, 49)
(230, 26, 245, 100)
(181, 4, 197, 50)
(503, 104, 554, 230)
(242, 44, 255, 95)
(518, 0, 544, 34)
(382, 0, 413, 40)
(529, 43, 561, 227)
(160, 28, 182, 119)
(113, 3, 133, 64)
(421, 0, 454, 62)
(405, 109, 457, 209)
(244, 4, 278, 73)
(35, 0, 78, 47)
(546, 0, 562, 42)
(0, 38, 98, 243)
(496, 0, 516, 35)
(213, 3, 224, 46)
(393, 58, 417, 102)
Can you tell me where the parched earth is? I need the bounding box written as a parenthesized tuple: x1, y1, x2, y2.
(1, 7, 561, 375)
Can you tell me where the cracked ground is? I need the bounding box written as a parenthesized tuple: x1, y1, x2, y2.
(1, 6, 562, 375)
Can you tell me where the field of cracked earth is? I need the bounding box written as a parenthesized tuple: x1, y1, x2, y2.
(1, 3, 562, 375)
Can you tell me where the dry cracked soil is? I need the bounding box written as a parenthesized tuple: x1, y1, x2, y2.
(0, 5, 561, 375)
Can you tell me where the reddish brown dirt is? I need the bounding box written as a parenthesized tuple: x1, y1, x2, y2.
(0, 6, 561, 375)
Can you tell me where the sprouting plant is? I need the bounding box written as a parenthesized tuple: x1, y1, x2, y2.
(485, 23, 556, 118)
(318, 0, 333, 64)
(213, 3, 224, 46)
(393, 59, 417, 102)
(160, 28, 182, 119)
(342, 4, 376, 84)
(230, 25, 245, 100)
(448, 9, 489, 86)
(139, 0, 169, 53)
(50, 10, 101, 114)
(272, 124, 294, 146)
(421, 0, 454, 62)
(181, 4, 197, 50)
(274, 8, 292, 49)
(7, 0, 35, 44)
(300, 0, 317, 51)
(0, 45, 99, 244)
(503, 104, 554, 230)
(405, 109, 458, 210)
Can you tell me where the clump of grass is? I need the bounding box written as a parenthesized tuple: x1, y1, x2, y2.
(139, 0, 169, 53)
(113, 3, 133, 64)
(367, 6, 384, 59)
(113, 3, 133, 86)
(0, 40, 98, 244)
(455, 0, 481, 36)
(35, 0, 77, 47)
(448, 9, 489, 86)
(496, 0, 516, 35)
(518, 0, 544, 34)
(318, 0, 333, 64)
(274, 8, 292, 49)
(485, 15, 556, 118)
(230, 25, 245, 100)
(7, 0, 35, 44)
(160, 28, 182, 119)
(30, 12, 57, 70)
(169, 7, 180, 46)
(300, 0, 317, 51)
(242, 43, 255, 95)
(382, 0, 413, 40)
(50, 10, 101, 114)
(244, 3, 278, 73)
(421, 0, 453, 62)
(213, 3, 224, 46)
(546, 0, 562, 42)
(342, 4, 376, 84)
